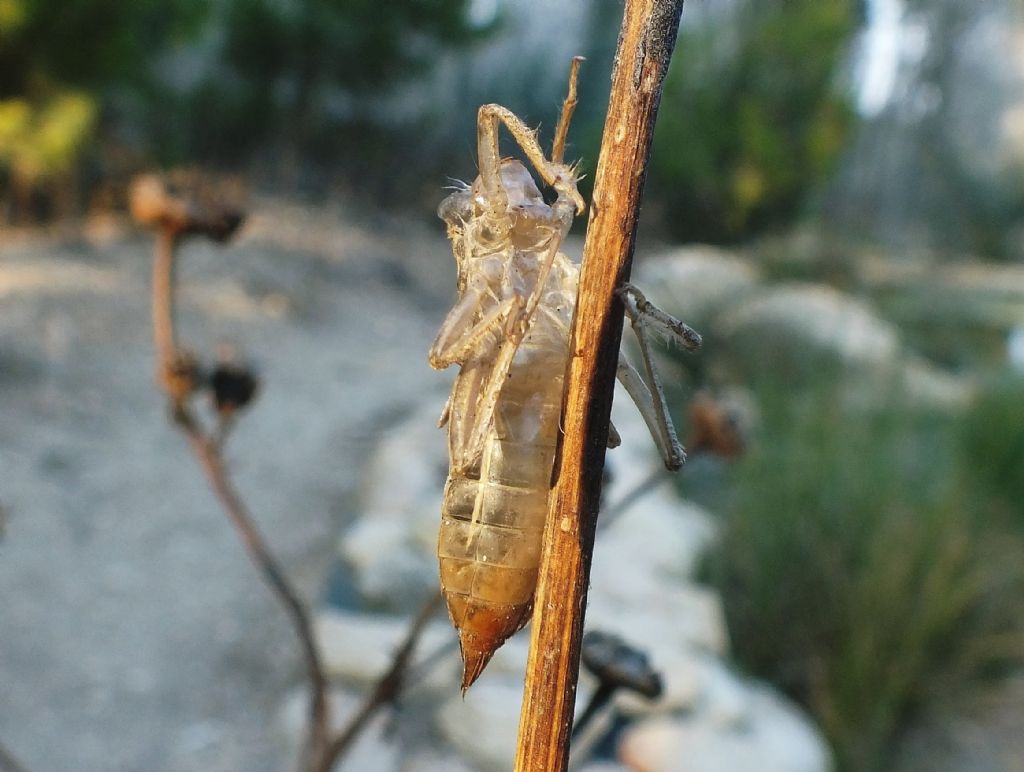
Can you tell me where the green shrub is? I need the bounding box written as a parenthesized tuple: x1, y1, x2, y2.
(648, 0, 859, 243)
(0, 0, 207, 98)
(0, 91, 96, 181)
(960, 372, 1024, 523)
(700, 386, 1024, 770)
(207, 0, 491, 157)
(0, 0, 207, 216)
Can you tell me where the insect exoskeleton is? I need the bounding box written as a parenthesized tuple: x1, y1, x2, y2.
(430, 57, 701, 689)
(433, 158, 580, 687)
(430, 61, 585, 689)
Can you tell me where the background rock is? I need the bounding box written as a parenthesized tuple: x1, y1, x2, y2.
(618, 682, 832, 772)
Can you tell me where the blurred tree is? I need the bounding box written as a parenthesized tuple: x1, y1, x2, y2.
(0, 92, 96, 215)
(647, 0, 860, 243)
(0, 0, 206, 98)
(825, 0, 1024, 260)
(0, 0, 207, 218)
(208, 0, 491, 156)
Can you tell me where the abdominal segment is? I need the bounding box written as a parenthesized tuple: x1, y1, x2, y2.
(439, 349, 565, 688)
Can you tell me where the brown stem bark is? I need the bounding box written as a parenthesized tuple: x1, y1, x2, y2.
(513, 2, 686, 770)
(151, 228, 178, 368)
(173, 408, 331, 768)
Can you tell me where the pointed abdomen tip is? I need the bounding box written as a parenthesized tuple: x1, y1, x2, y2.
(460, 645, 496, 691)
(444, 593, 533, 691)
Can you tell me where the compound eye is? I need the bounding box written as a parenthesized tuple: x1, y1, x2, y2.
(437, 190, 474, 225)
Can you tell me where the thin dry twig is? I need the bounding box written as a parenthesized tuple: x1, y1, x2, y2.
(314, 592, 444, 772)
(514, 2, 687, 769)
(176, 405, 331, 766)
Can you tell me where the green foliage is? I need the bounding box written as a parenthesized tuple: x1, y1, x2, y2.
(961, 372, 1024, 522)
(210, 0, 490, 154)
(700, 385, 1024, 771)
(649, 0, 859, 243)
(0, 0, 206, 214)
(0, 91, 96, 180)
(224, 0, 481, 95)
(0, 0, 207, 97)
(0, 0, 488, 206)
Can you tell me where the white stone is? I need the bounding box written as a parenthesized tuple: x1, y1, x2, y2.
(402, 749, 476, 772)
(314, 608, 456, 687)
(339, 515, 438, 610)
(1009, 324, 1024, 372)
(577, 762, 629, 772)
(699, 659, 750, 728)
(600, 398, 718, 578)
(716, 283, 900, 368)
(338, 401, 448, 611)
(593, 491, 717, 591)
(279, 686, 402, 772)
(439, 674, 591, 771)
(359, 401, 449, 516)
(437, 680, 524, 771)
(587, 582, 728, 659)
(618, 684, 831, 772)
(900, 356, 973, 409)
(634, 247, 761, 328)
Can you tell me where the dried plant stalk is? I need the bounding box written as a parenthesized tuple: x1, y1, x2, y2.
(514, 1, 687, 769)
(139, 176, 441, 771)
(147, 222, 331, 766)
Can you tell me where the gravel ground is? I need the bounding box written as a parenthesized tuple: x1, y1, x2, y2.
(0, 200, 455, 772)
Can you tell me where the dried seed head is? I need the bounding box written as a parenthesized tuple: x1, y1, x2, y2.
(580, 630, 663, 699)
(686, 389, 756, 459)
(210, 361, 259, 415)
(130, 170, 246, 242)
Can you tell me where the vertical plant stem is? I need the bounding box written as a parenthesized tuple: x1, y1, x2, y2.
(149, 220, 441, 772)
(151, 228, 179, 366)
(513, 2, 685, 770)
(149, 229, 329, 768)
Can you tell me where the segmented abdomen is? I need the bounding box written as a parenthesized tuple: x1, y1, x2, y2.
(439, 336, 568, 688)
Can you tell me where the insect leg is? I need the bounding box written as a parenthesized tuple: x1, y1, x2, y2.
(432, 287, 532, 470)
(618, 283, 702, 352)
(607, 420, 622, 449)
(552, 56, 585, 164)
(616, 354, 685, 471)
(437, 229, 564, 470)
(429, 289, 519, 370)
(615, 283, 702, 471)
(477, 107, 585, 216)
(461, 223, 568, 468)
(437, 394, 452, 429)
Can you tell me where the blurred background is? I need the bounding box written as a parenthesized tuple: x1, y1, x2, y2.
(2, 0, 1024, 770)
